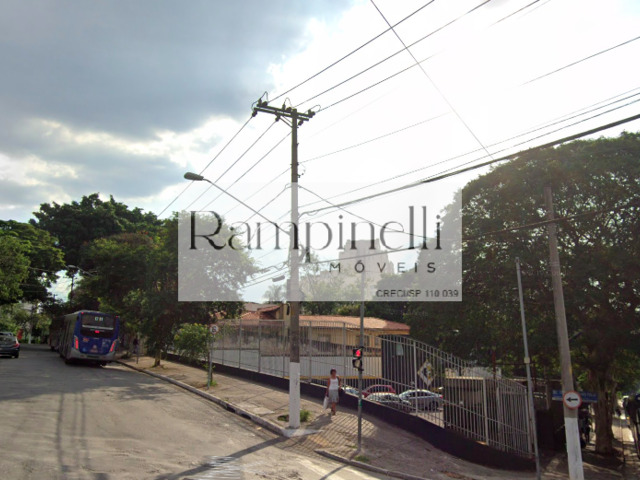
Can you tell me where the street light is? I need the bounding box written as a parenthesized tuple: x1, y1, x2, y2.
(184, 172, 275, 225)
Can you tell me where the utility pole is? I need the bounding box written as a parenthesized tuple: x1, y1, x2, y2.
(516, 258, 541, 480)
(544, 186, 584, 480)
(253, 98, 315, 429)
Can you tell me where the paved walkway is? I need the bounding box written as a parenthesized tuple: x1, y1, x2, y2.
(116, 355, 640, 480)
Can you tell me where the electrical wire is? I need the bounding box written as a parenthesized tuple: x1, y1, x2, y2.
(158, 115, 253, 217)
(270, 0, 437, 103)
(296, 0, 496, 109)
(522, 33, 640, 85)
(302, 110, 640, 215)
(185, 121, 276, 210)
(299, 90, 640, 211)
(301, 112, 449, 164)
(200, 131, 291, 211)
(369, 0, 495, 163)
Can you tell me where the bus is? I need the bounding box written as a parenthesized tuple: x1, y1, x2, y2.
(48, 315, 64, 351)
(59, 310, 119, 365)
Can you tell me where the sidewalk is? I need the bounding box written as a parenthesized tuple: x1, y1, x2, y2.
(116, 355, 640, 480)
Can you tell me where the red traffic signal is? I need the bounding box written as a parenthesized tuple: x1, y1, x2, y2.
(352, 347, 364, 371)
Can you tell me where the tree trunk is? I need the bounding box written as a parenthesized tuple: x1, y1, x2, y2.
(153, 349, 161, 367)
(591, 372, 616, 455)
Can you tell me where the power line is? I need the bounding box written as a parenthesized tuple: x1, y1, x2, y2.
(302, 110, 640, 215)
(299, 89, 640, 210)
(523, 33, 640, 85)
(185, 121, 276, 210)
(301, 112, 449, 164)
(370, 0, 495, 164)
(158, 115, 253, 217)
(270, 0, 437, 103)
(200, 130, 291, 211)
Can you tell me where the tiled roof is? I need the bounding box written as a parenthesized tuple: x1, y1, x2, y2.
(236, 312, 409, 332)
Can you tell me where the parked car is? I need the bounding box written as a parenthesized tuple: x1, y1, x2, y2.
(0, 332, 20, 358)
(362, 384, 396, 398)
(366, 393, 412, 412)
(342, 385, 359, 396)
(399, 389, 443, 411)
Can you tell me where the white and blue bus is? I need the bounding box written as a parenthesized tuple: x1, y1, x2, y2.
(59, 311, 119, 365)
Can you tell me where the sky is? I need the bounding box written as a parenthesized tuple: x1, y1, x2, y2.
(2, 0, 640, 300)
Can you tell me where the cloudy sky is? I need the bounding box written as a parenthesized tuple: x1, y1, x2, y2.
(2, 0, 640, 298)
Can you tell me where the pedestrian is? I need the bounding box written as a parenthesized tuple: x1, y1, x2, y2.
(132, 337, 139, 355)
(325, 369, 342, 416)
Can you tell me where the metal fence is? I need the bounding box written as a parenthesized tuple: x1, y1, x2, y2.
(212, 318, 533, 457)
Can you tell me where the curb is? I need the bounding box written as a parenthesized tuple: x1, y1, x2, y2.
(116, 360, 288, 438)
(117, 360, 431, 480)
(316, 449, 432, 480)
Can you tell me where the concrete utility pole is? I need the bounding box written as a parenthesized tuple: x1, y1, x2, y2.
(544, 186, 584, 480)
(252, 99, 315, 429)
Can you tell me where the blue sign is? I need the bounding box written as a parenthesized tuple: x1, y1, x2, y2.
(552, 390, 598, 403)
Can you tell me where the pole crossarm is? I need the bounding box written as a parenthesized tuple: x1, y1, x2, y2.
(252, 100, 316, 124)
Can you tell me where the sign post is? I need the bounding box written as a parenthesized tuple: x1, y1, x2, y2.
(563, 391, 583, 410)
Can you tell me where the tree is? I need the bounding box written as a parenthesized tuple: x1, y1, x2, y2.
(407, 132, 640, 454)
(0, 234, 29, 305)
(263, 284, 285, 303)
(174, 323, 210, 365)
(125, 215, 251, 366)
(0, 220, 65, 303)
(30, 193, 161, 272)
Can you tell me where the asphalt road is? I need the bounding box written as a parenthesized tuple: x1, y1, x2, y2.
(0, 346, 388, 480)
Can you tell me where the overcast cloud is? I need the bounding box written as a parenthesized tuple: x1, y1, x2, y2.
(0, 0, 351, 219)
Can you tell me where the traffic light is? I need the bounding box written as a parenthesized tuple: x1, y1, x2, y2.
(352, 347, 364, 371)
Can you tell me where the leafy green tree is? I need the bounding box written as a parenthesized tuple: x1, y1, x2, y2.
(123, 216, 250, 366)
(30, 193, 161, 272)
(0, 220, 65, 303)
(174, 323, 210, 364)
(0, 234, 29, 305)
(407, 132, 640, 454)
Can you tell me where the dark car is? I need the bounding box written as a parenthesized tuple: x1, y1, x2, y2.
(366, 393, 412, 412)
(362, 384, 396, 398)
(399, 389, 443, 411)
(0, 332, 20, 358)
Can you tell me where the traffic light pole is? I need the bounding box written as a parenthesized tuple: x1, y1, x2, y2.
(358, 272, 365, 450)
(252, 99, 314, 429)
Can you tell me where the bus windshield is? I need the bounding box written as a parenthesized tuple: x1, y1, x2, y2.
(80, 313, 115, 338)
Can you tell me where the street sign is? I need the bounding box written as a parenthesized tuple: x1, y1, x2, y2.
(563, 390, 582, 410)
(209, 325, 219, 334)
(417, 360, 434, 387)
(553, 390, 597, 403)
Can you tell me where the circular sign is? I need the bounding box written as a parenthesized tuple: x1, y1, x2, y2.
(209, 325, 219, 334)
(563, 391, 583, 410)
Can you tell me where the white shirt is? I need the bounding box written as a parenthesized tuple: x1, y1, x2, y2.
(329, 377, 339, 390)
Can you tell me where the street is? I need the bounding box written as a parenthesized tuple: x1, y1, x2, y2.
(0, 346, 388, 480)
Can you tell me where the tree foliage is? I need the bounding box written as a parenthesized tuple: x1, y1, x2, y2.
(407, 132, 640, 454)
(0, 220, 64, 303)
(173, 323, 210, 364)
(30, 193, 161, 272)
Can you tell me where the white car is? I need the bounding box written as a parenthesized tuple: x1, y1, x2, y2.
(399, 389, 443, 411)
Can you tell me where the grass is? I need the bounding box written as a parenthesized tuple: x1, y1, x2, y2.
(277, 409, 312, 423)
(354, 454, 370, 463)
